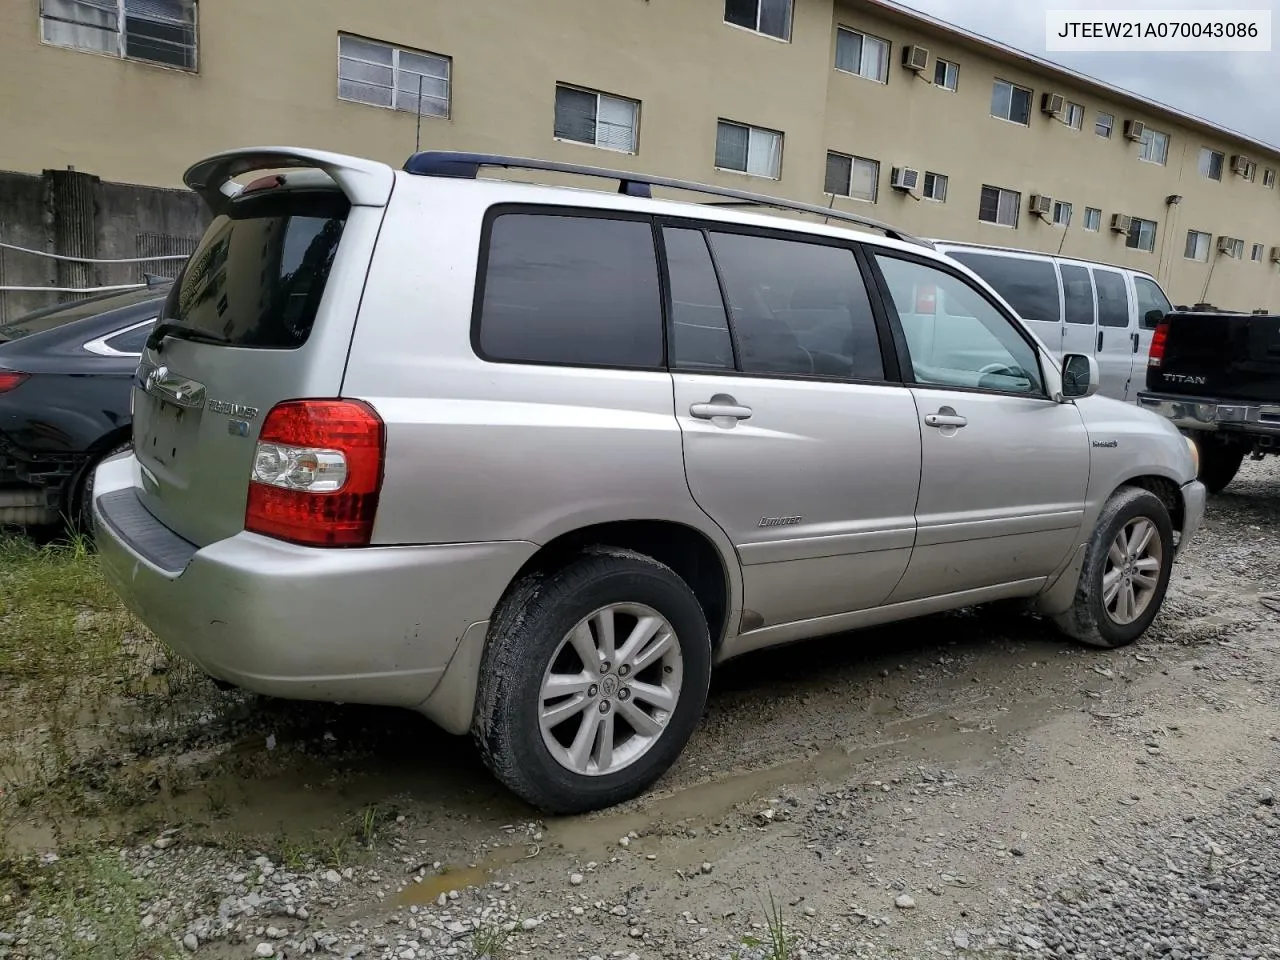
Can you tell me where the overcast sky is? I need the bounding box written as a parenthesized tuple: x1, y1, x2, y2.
(897, 0, 1279, 147)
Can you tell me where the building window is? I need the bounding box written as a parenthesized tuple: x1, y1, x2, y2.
(991, 79, 1032, 125)
(1083, 207, 1102, 231)
(835, 27, 890, 82)
(824, 152, 878, 201)
(1052, 201, 1072, 226)
(724, 0, 792, 41)
(1184, 229, 1211, 262)
(978, 184, 1020, 227)
(1252, 243, 1265, 262)
(923, 171, 948, 201)
(1238, 157, 1258, 182)
(39, 0, 197, 70)
(1126, 217, 1157, 252)
(716, 120, 783, 179)
(554, 85, 639, 153)
(1223, 237, 1245, 259)
(1199, 148, 1224, 181)
(933, 58, 958, 90)
(1138, 127, 1169, 165)
(338, 34, 450, 117)
(1064, 102, 1084, 130)
(1265, 168, 1276, 189)
(1095, 112, 1113, 138)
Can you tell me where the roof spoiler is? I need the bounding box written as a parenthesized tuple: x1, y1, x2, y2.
(183, 147, 395, 214)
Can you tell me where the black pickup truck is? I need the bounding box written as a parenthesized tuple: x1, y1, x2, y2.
(1137, 309, 1280, 494)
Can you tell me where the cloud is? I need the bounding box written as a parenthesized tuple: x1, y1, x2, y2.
(896, 0, 1279, 147)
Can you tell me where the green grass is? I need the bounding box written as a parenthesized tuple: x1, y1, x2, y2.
(0, 847, 179, 959)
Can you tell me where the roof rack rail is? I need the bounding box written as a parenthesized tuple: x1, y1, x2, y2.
(402, 151, 931, 248)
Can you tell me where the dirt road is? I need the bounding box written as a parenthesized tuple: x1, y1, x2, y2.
(2, 460, 1278, 959)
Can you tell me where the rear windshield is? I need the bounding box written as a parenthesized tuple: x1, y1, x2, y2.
(946, 252, 1061, 325)
(0, 287, 163, 342)
(163, 190, 349, 349)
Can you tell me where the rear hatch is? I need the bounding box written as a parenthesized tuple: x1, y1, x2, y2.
(1147, 311, 1280, 402)
(130, 149, 393, 547)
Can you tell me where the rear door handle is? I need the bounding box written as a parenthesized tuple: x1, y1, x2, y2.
(924, 412, 968, 428)
(1132, 331, 1140, 353)
(690, 395, 753, 421)
(1097, 329, 1104, 351)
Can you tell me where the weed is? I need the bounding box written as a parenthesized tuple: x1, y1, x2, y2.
(732, 889, 795, 960)
(468, 918, 515, 959)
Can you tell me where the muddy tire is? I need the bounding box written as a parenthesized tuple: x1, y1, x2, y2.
(473, 547, 711, 814)
(1197, 439, 1246, 495)
(70, 440, 132, 538)
(1052, 486, 1175, 649)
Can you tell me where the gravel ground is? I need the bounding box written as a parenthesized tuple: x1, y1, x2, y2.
(1, 458, 1277, 960)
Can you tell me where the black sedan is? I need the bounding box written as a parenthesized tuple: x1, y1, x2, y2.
(0, 286, 167, 530)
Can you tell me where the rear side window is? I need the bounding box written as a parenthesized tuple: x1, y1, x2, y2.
(104, 321, 156, 354)
(946, 252, 1060, 325)
(705, 231, 884, 381)
(1060, 264, 1095, 325)
(476, 213, 663, 368)
(664, 228, 734, 371)
(1093, 269, 1130, 327)
(167, 190, 349, 349)
(1134, 276, 1172, 325)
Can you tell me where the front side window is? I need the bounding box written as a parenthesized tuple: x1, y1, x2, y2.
(835, 27, 890, 82)
(978, 184, 1020, 227)
(1134, 276, 1172, 324)
(1083, 207, 1102, 231)
(991, 79, 1032, 125)
(716, 120, 783, 179)
(1199, 148, 1224, 180)
(1093, 269, 1130, 328)
(1184, 229, 1211, 262)
(1139, 127, 1169, 165)
(338, 34, 450, 117)
(1060, 264, 1095, 326)
(824, 152, 878, 201)
(1095, 112, 1113, 138)
(933, 58, 958, 90)
(553, 85, 640, 153)
(40, 0, 197, 69)
(707, 231, 885, 381)
(875, 254, 1043, 395)
(946, 252, 1059, 325)
(724, 0, 792, 40)
(476, 213, 663, 368)
(1126, 217, 1157, 252)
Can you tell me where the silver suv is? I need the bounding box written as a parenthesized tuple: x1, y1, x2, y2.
(93, 148, 1206, 814)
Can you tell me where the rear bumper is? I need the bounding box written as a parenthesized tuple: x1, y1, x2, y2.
(92, 453, 536, 709)
(1137, 392, 1280, 438)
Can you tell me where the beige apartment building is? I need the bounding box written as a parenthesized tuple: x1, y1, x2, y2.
(4, 0, 1280, 310)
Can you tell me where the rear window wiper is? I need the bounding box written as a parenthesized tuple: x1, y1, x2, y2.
(146, 321, 234, 352)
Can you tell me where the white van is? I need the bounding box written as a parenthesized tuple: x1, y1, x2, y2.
(932, 241, 1175, 403)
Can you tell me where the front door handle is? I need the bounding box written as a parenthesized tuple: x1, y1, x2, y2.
(924, 412, 968, 428)
(690, 394, 753, 421)
(1132, 331, 1140, 353)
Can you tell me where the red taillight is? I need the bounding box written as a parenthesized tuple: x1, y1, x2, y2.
(1147, 319, 1169, 368)
(0, 371, 29, 394)
(245, 399, 385, 547)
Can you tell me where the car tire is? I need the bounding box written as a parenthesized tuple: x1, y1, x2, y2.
(473, 547, 712, 814)
(71, 440, 131, 538)
(1052, 486, 1175, 649)
(1197, 439, 1246, 495)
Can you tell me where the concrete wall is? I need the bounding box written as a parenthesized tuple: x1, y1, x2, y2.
(0, 169, 206, 322)
(2, 0, 1279, 310)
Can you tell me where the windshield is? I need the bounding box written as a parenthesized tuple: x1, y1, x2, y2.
(0, 287, 166, 342)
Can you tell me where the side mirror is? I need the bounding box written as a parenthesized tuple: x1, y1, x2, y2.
(1141, 309, 1164, 330)
(1060, 353, 1099, 400)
